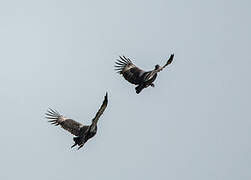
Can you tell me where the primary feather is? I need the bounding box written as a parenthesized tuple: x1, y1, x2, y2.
(46, 108, 87, 136)
(90, 92, 108, 131)
(115, 56, 145, 85)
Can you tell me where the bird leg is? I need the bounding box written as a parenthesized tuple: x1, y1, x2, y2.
(71, 142, 77, 148)
(71, 136, 81, 149)
(77, 144, 84, 150)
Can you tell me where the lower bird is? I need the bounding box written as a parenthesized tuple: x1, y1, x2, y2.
(115, 54, 174, 94)
(45, 93, 108, 150)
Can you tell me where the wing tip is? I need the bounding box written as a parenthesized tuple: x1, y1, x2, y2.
(45, 108, 62, 121)
(114, 55, 134, 74)
(167, 53, 174, 65)
(104, 92, 108, 103)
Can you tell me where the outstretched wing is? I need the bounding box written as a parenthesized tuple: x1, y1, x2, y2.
(46, 108, 87, 136)
(89, 93, 108, 131)
(156, 54, 174, 72)
(114, 56, 146, 85)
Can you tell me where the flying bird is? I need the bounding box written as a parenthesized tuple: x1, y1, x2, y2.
(45, 93, 108, 150)
(115, 54, 174, 94)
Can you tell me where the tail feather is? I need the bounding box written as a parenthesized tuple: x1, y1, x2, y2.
(135, 85, 144, 94)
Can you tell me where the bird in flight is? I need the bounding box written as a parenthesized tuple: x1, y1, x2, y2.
(45, 93, 108, 150)
(114, 54, 174, 94)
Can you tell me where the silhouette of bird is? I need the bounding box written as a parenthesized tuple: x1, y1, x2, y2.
(45, 93, 108, 150)
(115, 54, 174, 94)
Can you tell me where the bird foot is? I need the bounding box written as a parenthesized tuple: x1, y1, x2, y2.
(71, 143, 77, 148)
(77, 144, 84, 150)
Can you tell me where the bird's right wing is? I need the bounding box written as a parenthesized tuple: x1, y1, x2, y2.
(141, 54, 174, 82)
(114, 56, 146, 85)
(46, 108, 87, 136)
(156, 54, 174, 72)
(89, 93, 108, 132)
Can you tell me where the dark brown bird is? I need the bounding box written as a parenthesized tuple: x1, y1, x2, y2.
(115, 54, 174, 94)
(45, 93, 108, 150)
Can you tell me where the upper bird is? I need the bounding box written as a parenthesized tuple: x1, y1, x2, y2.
(114, 54, 174, 94)
(45, 93, 108, 150)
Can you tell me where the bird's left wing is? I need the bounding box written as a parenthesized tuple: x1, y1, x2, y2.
(46, 108, 86, 136)
(89, 93, 108, 131)
(114, 56, 146, 85)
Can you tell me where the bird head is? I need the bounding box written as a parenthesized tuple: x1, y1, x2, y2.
(155, 64, 160, 70)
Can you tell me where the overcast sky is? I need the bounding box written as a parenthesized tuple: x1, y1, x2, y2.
(0, 0, 250, 179)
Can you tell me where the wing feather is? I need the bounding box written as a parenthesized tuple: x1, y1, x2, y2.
(46, 109, 86, 136)
(114, 56, 145, 85)
(156, 54, 174, 72)
(90, 93, 108, 131)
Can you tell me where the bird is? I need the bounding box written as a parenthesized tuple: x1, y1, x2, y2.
(114, 54, 174, 94)
(45, 93, 108, 150)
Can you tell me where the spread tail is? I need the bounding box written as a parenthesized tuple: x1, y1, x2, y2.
(135, 85, 144, 94)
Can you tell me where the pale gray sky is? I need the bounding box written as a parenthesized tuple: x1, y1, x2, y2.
(0, 0, 250, 179)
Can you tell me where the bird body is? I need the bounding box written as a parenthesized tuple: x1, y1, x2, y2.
(115, 54, 174, 94)
(72, 126, 97, 149)
(46, 93, 108, 150)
